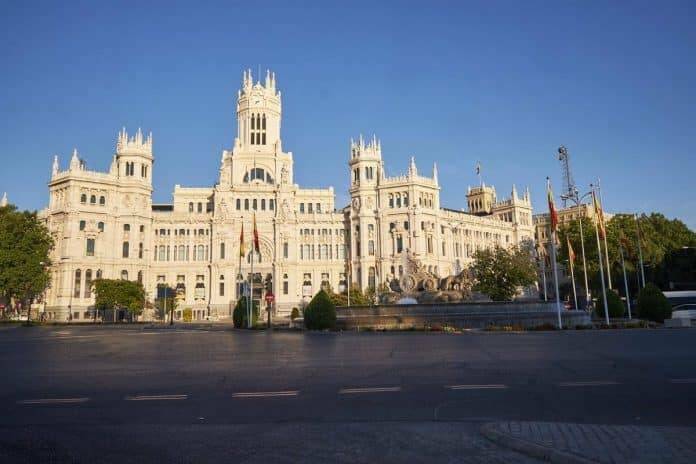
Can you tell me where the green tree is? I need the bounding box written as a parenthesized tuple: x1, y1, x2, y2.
(595, 289, 625, 319)
(472, 245, 537, 301)
(304, 289, 336, 330)
(155, 285, 178, 322)
(93, 279, 145, 321)
(0, 204, 53, 321)
(233, 296, 259, 328)
(327, 284, 371, 307)
(558, 212, 696, 296)
(637, 283, 672, 323)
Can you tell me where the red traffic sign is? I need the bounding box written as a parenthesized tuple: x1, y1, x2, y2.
(265, 293, 275, 304)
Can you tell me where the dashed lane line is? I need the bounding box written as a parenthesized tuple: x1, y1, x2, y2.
(558, 380, 620, 387)
(232, 390, 299, 398)
(446, 384, 508, 390)
(18, 397, 89, 405)
(124, 394, 188, 401)
(670, 378, 696, 384)
(338, 386, 401, 394)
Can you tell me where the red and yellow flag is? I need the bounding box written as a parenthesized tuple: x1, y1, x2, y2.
(239, 223, 245, 257)
(592, 191, 606, 239)
(567, 237, 576, 265)
(252, 213, 260, 252)
(547, 179, 559, 233)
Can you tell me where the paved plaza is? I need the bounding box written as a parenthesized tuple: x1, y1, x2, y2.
(1, 325, 695, 462)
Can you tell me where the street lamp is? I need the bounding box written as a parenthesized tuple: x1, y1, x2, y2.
(561, 187, 594, 310)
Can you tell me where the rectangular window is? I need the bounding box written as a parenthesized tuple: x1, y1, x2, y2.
(283, 242, 289, 259)
(220, 243, 226, 260)
(283, 281, 289, 295)
(122, 241, 129, 258)
(86, 239, 95, 256)
(219, 282, 225, 296)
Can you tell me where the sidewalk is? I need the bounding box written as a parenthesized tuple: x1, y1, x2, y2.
(482, 421, 696, 464)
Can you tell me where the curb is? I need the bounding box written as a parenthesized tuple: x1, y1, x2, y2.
(480, 423, 598, 464)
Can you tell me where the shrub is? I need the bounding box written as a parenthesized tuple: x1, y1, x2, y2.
(290, 307, 300, 320)
(594, 289, 625, 319)
(233, 297, 259, 328)
(304, 289, 336, 330)
(182, 308, 192, 322)
(637, 283, 672, 323)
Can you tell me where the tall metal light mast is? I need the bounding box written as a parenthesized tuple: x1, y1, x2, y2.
(558, 145, 576, 207)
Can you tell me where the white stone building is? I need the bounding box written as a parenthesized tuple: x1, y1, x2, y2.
(40, 70, 535, 321)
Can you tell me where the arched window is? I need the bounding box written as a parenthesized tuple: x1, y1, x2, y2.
(137, 271, 143, 284)
(90, 195, 96, 204)
(244, 199, 249, 210)
(96, 269, 102, 279)
(368, 267, 376, 289)
(269, 199, 274, 210)
(99, 196, 105, 205)
(138, 242, 143, 259)
(80, 194, 87, 203)
(79, 220, 86, 231)
(159, 246, 165, 261)
(121, 270, 128, 280)
(74, 269, 81, 298)
(198, 245, 204, 261)
(252, 199, 257, 210)
(261, 199, 266, 210)
(98, 222, 104, 232)
(388, 194, 394, 208)
(220, 242, 225, 259)
(124, 224, 130, 232)
(179, 245, 186, 261)
(236, 199, 241, 210)
(197, 202, 202, 213)
(122, 241, 129, 258)
(189, 202, 194, 212)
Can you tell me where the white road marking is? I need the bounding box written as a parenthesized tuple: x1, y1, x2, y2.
(339, 386, 401, 394)
(670, 378, 696, 384)
(124, 394, 188, 401)
(18, 397, 89, 405)
(232, 390, 299, 398)
(446, 384, 508, 390)
(558, 380, 619, 387)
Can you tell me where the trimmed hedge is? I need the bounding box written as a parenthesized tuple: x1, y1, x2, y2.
(233, 296, 259, 328)
(290, 307, 300, 320)
(637, 283, 672, 323)
(595, 289, 625, 319)
(304, 289, 336, 330)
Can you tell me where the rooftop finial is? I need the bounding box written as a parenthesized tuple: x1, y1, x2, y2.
(52, 154, 59, 176)
(70, 148, 80, 170)
(409, 156, 417, 177)
(433, 162, 438, 184)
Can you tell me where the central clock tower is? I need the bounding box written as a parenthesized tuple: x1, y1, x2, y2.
(235, 69, 282, 154)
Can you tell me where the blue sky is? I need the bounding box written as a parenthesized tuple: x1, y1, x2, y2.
(2, 1, 695, 227)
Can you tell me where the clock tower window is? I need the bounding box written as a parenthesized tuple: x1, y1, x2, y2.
(249, 113, 267, 145)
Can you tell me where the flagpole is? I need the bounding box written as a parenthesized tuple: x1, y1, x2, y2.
(551, 230, 563, 329)
(593, 189, 610, 325)
(539, 246, 548, 302)
(577, 215, 591, 310)
(634, 214, 646, 288)
(569, 257, 578, 310)
(546, 178, 562, 329)
(620, 245, 632, 320)
(597, 178, 613, 290)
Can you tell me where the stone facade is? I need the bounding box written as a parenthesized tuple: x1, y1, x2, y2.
(40, 69, 535, 322)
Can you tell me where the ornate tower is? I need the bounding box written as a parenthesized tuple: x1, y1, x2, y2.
(348, 135, 383, 288)
(235, 69, 282, 153)
(115, 127, 153, 187)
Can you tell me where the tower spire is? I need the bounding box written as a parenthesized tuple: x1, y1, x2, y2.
(433, 162, 438, 184)
(52, 155, 59, 176)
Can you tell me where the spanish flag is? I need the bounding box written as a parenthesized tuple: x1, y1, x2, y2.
(592, 190, 606, 239)
(252, 213, 260, 252)
(239, 223, 245, 257)
(567, 237, 576, 265)
(547, 179, 559, 233)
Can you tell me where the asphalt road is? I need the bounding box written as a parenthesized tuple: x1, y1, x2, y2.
(1, 325, 695, 463)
